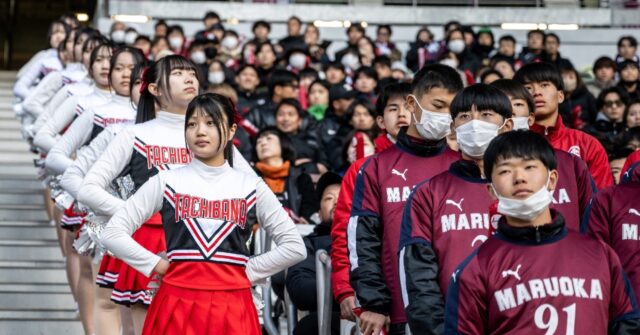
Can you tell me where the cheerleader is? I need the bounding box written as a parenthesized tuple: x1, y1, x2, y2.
(79, 55, 254, 334)
(100, 93, 305, 335)
(34, 41, 113, 154)
(14, 20, 70, 100)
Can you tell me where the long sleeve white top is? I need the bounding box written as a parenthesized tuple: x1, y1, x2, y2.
(22, 63, 87, 119)
(60, 123, 125, 199)
(16, 49, 54, 79)
(100, 159, 306, 282)
(14, 54, 63, 100)
(46, 95, 135, 175)
(78, 111, 256, 217)
(34, 87, 112, 154)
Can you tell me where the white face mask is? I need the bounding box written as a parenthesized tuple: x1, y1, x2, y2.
(409, 95, 452, 140)
(455, 119, 505, 159)
(124, 31, 138, 45)
(341, 53, 360, 70)
(289, 54, 307, 70)
(191, 51, 207, 64)
(208, 71, 225, 84)
(492, 175, 554, 222)
(512, 116, 530, 130)
(111, 30, 125, 44)
(440, 58, 459, 69)
(222, 36, 238, 49)
(169, 37, 184, 49)
(448, 39, 466, 54)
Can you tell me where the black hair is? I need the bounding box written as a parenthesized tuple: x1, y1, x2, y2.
(513, 62, 564, 91)
(237, 64, 259, 77)
(491, 79, 535, 116)
(347, 98, 377, 124)
(618, 35, 638, 48)
(254, 126, 296, 163)
(300, 68, 319, 81)
(376, 82, 411, 117)
(498, 35, 516, 45)
(155, 20, 168, 29)
(88, 43, 113, 79)
(268, 69, 299, 99)
(373, 55, 392, 68)
(593, 56, 616, 72)
(75, 27, 98, 46)
(130, 63, 146, 104)
(490, 55, 516, 69)
(597, 86, 630, 111)
(135, 35, 151, 45)
(47, 20, 71, 48)
(527, 29, 545, 39)
(450, 84, 513, 120)
(622, 126, 640, 147)
(483, 130, 557, 182)
(185, 93, 236, 167)
(257, 42, 277, 57)
(82, 35, 108, 56)
(168, 25, 185, 36)
(625, 99, 640, 125)
(347, 22, 365, 34)
(275, 98, 304, 118)
(204, 11, 220, 21)
(252, 20, 271, 32)
(59, 13, 79, 29)
(325, 61, 346, 73)
(309, 79, 331, 98)
(444, 21, 461, 33)
(354, 66, 378, 82)
(151, 36, 169, 48)
(445, 28, 464, 43)
(377, 24, 392, 36)
(138, 55, 201, 123)
(480, 69, 503, 84)
(108, 47, 145, 94)
(545, 33, 560, 45)
(411, 63, 464, 97)
(609, 146, 634, 162)
(288, 16, 302, 25)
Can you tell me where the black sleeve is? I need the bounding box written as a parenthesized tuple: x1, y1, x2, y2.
(286, 240, 318, 311)
(296, 173, 318, 222)
(350, 214, 391, 315)
(403, 242, 445, 335)
(609, 315, 640, 335)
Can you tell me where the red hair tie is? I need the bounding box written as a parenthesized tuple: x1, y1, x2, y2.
(139, 67, 150, 94)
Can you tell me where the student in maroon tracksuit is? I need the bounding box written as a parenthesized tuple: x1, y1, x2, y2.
(445, 131, 640, 334)
(348, 64, 462, 334)
(587, 162, 640, 304)
(491, 79, 595, 231)
(514, 62, 614, 190)
(399, 84, 514, 334)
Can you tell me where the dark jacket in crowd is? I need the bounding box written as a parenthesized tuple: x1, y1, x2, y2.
(289, 126, 329, 174)
(316, 108, 352, 171)
(517, 47, 545, 65)
(559, 85, 597, 128)
(583, 114, 626, 153)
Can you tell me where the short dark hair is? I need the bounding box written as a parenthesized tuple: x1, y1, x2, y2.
(618, 35, 638, 48)
(450, 84, 513, 120)
(354, 66, 378, 82)
(288, 16, 302, 25)
(545, 33, 560, 45)
(513, 62, 564, 91)
(255, 126, 296, 163)
(498, 35, 516, 45)
(347, 98, 377, 122)
(377, 24, 392, 35)
(411, 63, 464, 97)
(275, 98, 304, 118)
(622, 126, 640, 147)
(609, 146, 634, 162)
(444, 21, 461, 33)
(480, 69, 503, 83)
(347, 22, 365, 34)
(268, 69, 299, 98)
(252, 20, 271, 32)
(491, 79, 535, 115)
(527, 29, 545, 39)
(376, 82, 411, 117)
(373, 55, 392, 68)
(168, 25, 184, 36)
(597, 86, 630, 111)
(204, 11, 220, 21)
(325, 61, 345, 73)
(593, 56, 616, 72)
(155, 20, 168, 29)
(483, 130, 557, 182)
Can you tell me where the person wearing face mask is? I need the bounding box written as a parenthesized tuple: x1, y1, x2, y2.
(492, 78, 595, 231)
(110, 21, 127, 46)
(167, 25, 187, 56)
(399, 84, 513, 334)
(207, 60, 229, 87)
(558, 66, 597, 129)
(445, 130, 640, 335)
(348, 64, 462, 335)
(124, 28, 138, 46)
(444, 28, 481, 75)
(287, 48, 309, 72)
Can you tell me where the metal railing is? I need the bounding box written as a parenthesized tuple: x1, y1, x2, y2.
(315, 249, 333, 335)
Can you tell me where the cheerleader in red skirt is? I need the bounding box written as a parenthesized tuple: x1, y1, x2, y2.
(100, 93, 305, 335)
(78, 56, 256, 334)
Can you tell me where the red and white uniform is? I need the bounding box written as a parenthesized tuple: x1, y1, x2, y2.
(100, 159, 305, 334)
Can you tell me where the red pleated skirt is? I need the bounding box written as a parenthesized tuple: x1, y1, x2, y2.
(142, 283, 260, 335)
(60, 207, 85, 231)
(111, 213, 165, 306)
(96, 254, 121, 288)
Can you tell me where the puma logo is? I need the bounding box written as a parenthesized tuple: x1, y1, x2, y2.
(452, 269, 460, 283)
(471, 235, 487, 247)
(392, 168, 408, 181)
(630, 208, 640, 217)
(445, 198, 464, 212)
(502, 264, 522, 281)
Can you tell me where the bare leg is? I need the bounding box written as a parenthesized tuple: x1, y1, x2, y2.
(130, 304, 148, 335)
(42, 187, 54, 220)
(64, 230, 80, 302)
(54, 208, 65, 257)
(94, 286, 122, 335)
(120, 306, 135, 335)
(77, 254, 95, 335)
